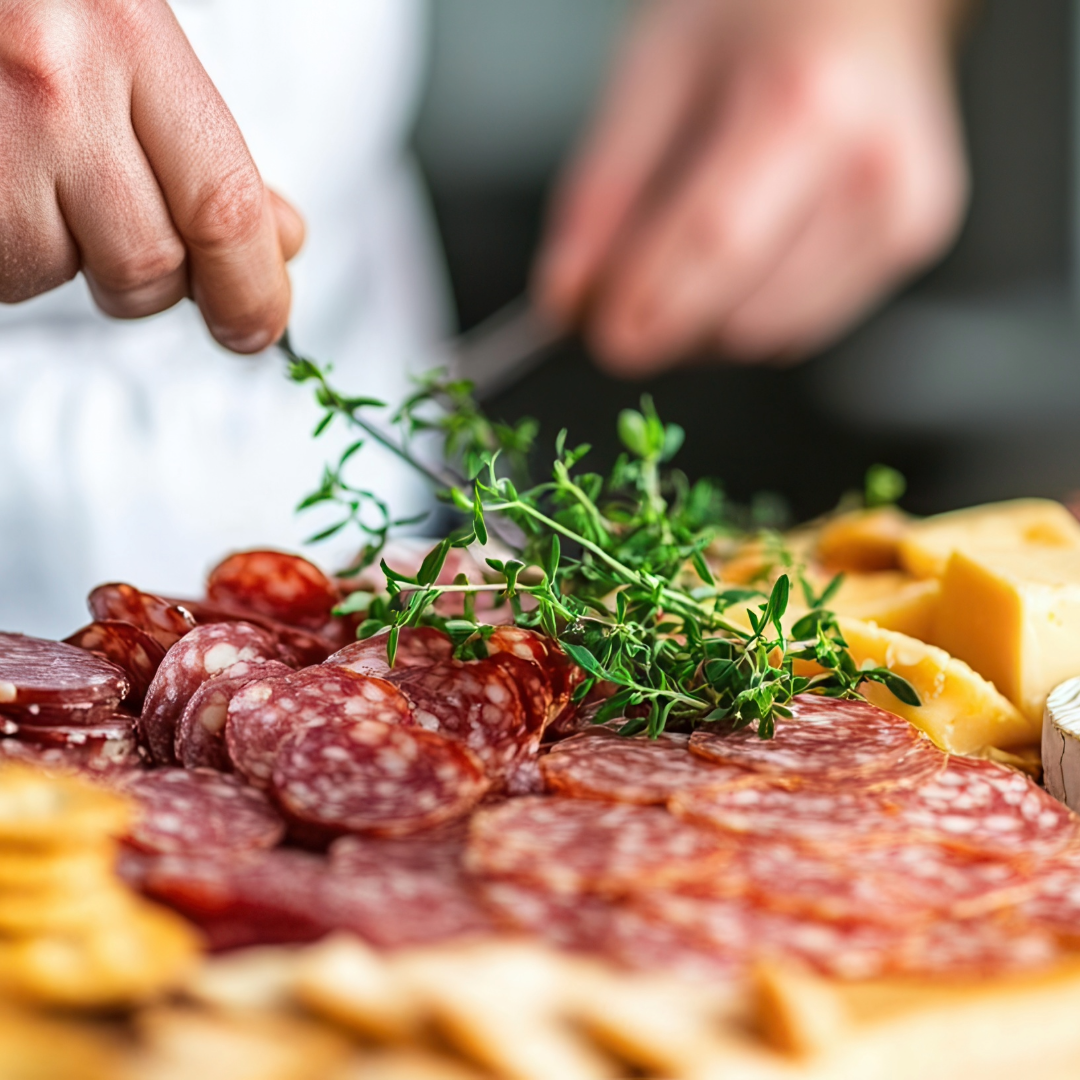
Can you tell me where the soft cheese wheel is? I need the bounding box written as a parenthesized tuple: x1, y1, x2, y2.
(1043, 677, 1080, 810)
(898, 499, 1080, 580)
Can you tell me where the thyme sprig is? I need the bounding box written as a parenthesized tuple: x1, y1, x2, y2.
(281, 336, 917, 737)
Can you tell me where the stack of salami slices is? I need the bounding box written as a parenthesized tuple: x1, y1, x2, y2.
(7, 549, 1080, 987)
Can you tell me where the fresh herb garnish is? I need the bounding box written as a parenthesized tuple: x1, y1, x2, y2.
(281, 334, 918, 736)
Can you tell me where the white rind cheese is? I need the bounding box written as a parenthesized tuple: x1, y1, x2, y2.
(1042, 677, 1080, 809)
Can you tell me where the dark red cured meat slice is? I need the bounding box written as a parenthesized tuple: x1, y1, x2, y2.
(140, 623, 280, 766)
(272, 719, 488, 837)
(635, 891, 1061, 981)
(329, 819, 470, 876)
(226, 667, 412, 788)
(0, 700, 126, 727)
(465, 796, 731, 895)
(488, 653, 552, 736)
(1016, 848, 1080, 943)
(539, 731, 749, 805)
(115, 767, 285, 855)
(207, 550, 339, 631)
(174, 659, 293, 771)
(0, 632, 129, 709)
(887, 757, 1080, 863)
(86, 583, 196, 650)
(485, 627, 558, 731)
(324, 627, 453, 678)
(387, 658, 530, 784)
(2, 714, 142, 772)
(725, 838, 1035, 925)
(135, 849, 335, 949)
(13, 715, 136, 749)
(688, 695, 944, 788)
(64, 621, 166, 710)
(543, 643, 584, 727)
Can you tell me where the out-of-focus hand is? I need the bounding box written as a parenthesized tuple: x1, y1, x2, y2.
(534, 0, 970, 375)
(0, 0, 304, 353)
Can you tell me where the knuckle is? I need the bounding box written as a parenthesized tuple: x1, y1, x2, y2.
(0, 8, 84, 113)
(766, 48, 853, 129)
(94, 238, 185, 295)
(185, 165, 266, 253)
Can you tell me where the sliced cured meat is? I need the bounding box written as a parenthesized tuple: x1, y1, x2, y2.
(226, 667, 412, 788)
(272, 719, 488, 836)
(488, 653, 553, 735)
(729, 838, 1035, 924)
(388, 658, 530, 784)
(325, 627, 453, 678)
(0, 632, 129, 709)
(485, 627, 558, 731)
(206, 550, 340, 630)
(688, 695, 944, 788)
(543, 643, 584, 727)
(115, 767, 285, 855)
(140, 622, 280, 765)
(889, 758, 1079, 862)
(169, 597, 333, 667)
(670, 778, 900, 851)
(0, 700, 126, 727)
(136, 848, 335, 949)
(466, 796, 731, 895)
(1016, 848, 1080, 943)
(540, 731, 749, 805)
(1, 714, 142, 772)
(13, 715, 137, 750)
(86, 583, 196, 650)
(174, 660, 292, 771)
(64, 620, 166, 710)
(329, 819, 470, 876)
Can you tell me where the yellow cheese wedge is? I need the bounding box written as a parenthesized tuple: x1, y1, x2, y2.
(819, 572, 940, 642)
(898, 498, 1080, 579)
(815, 507, 909, 573)
(931, 548, 1080, 725)
(835, 618, 1036, 753)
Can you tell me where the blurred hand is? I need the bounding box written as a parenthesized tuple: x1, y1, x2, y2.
(534, 0, 970, 375)
(0, 0, 304, 353)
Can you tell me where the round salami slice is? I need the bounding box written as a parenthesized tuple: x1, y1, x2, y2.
(272, 719, 489, 836)
(86, 583, 196, 650)
(465, 796, 731, 895)
(64, 621, 166, 710)
(888, 757, 1080, 863)
(540, 731, 749, 805)
(13, 715, 137, 750)
(329, 819, 470, 876)
(388, 658, 530, 784)
(688, 695, 944, 788)
(115, 767, 285, 855)
(543, 643, 585, 728)
(1016, 848, 1080, 943)
(325, 627, 453, 678)
(488, 653, 553, 735)
(0, 632, 129, 709)
(207, 550, 339, 631)
(174, 659, 293, 771)
(0, 700, 125, 727)
(226, 667, 412, 788)
(0, 733, 142, 775)
(730, 838, 1034, 925)
(140, 622, 280, 765)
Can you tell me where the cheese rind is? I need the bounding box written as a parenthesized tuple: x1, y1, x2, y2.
(835, 618, 1035, 754)
(1042, 677, 1080, 811)
(899, 499, 1080, 580)
(931, 549, 1080, 724)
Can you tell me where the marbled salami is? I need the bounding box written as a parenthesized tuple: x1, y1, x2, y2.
(226, 667, 412, 788)
(325, 627, 453, 678)
(272, 719, 489, 836)
(0, 632, 129, 709)
(466, 796, 731, 895)
(540, 731, 749, 805)
(86, 583, 195, 650)
(64, 620, 166, 710)
(140, 622, 280, 765)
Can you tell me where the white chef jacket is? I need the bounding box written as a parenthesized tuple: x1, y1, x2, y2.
(0, 0, 449, 638)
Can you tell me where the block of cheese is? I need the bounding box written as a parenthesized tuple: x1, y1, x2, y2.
(815, 508, 908, 573)
(821, 572, 940, 642)
(898, 499, 1080, 579)
(835, 618, 1036, 753)
(932, 549, 1080, 724)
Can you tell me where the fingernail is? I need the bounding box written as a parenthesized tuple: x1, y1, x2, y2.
(213, 325, 277, 355)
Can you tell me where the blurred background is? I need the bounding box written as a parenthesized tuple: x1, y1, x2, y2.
(412, 0, 1080, 522)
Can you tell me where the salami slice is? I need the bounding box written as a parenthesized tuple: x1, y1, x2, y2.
(325, 627, 453, 678)
(207, 550, 339, 630)
(272, 719, 488, 836)
(388, 658, 530, 784)
(174, 659, 293, 771)
(1016, 848, 1080, 943)
(64, 621, 166, 710)
(465, 796, 731, 895)
(13, 715, 137, 750)
(140, 622, 280, 765)
(226, 667, 412, 788)
(0, 700, 125, 727)
(0, 734, 142, 775)
(329, 819, 470, 876)
(86, 583, 196, 650)
(115, 767, 285, 855)
(485, 627, 558, 731)
(540, 731, 749, 805)
(688, 695, 944, 788)
(0, 632, 129, 709)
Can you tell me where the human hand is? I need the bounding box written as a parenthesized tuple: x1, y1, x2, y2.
(0, 0, 304, 353)
(534, 0, 970, 375)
